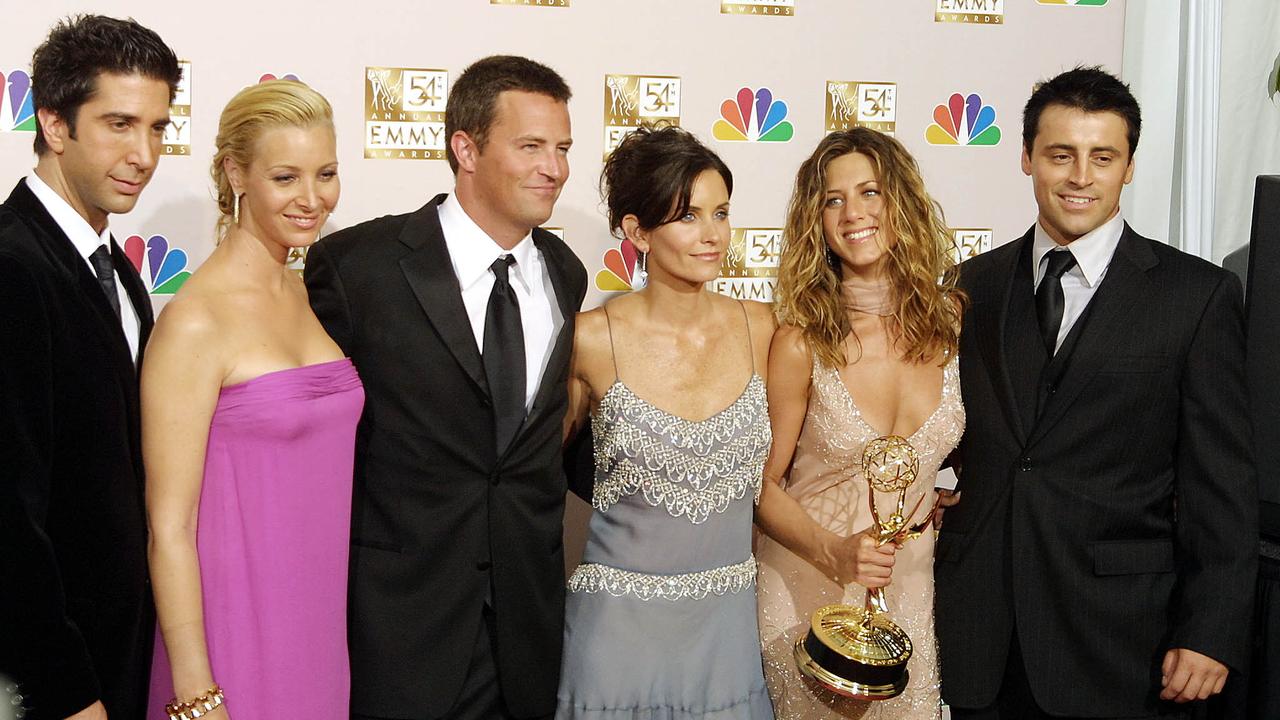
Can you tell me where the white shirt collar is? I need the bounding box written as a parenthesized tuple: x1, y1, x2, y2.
(26, 171, 112, 259)
(1032, 210, 1125, 288)
(437, 193, 538, 292)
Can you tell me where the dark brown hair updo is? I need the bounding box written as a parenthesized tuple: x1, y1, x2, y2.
(600, 124, 733, 237)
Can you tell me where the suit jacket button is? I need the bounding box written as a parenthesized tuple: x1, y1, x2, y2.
(1019, 457, 1033, 471)
(490, 473, 500, 486)
(476, 560, 492, 571)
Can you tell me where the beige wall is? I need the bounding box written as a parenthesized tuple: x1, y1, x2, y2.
(0, 0, 1127, 568)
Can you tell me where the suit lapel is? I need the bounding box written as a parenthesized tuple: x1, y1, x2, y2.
(971, 230, 1034, 446)
(1025, 226, 1158, 448)
(111, 235, 153, 367)
(6, 181, 137, 387)
(520, 230, 575, 435)
(398, 195, 489, 397)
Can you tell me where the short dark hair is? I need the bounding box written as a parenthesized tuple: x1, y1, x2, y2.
(444, 55, 571, 173)
(30, 15, 181, 155)
(601, 124, 733, 236)
(1023, 66, 1141, 157)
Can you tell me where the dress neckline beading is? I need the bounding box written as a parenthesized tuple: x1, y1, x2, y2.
(825, 354, 959, 444)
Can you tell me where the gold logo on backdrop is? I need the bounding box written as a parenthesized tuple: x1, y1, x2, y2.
(543, 227, 564, 240)
(936, 0, 1005, 23)
(603, 74, 681, 158)
(708, 228, 781, 302)
(286, 246, 308, 276)
(952, 228, 993, 262)
(491, 0, 568, 6)
(825, 81, 896, 135)
(364, 67, 449, 160)
(163, 60, 192, 156)
(721, 0, 794, 16)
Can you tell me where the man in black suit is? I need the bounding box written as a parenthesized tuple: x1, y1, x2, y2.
(936, 67, 1257, 718)
(305, 56, 586, 720)
(0, 15, 181, 720)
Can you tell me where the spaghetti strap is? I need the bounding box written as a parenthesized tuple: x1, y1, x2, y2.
(737, 300, 755, 373)
(602, 305, 620, 380)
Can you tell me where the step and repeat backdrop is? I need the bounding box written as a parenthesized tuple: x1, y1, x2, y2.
(0, 0, 1124, 313)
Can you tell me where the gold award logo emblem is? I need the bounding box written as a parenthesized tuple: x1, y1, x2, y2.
(709, 228, 781, 302)
(163, 60, 192, 156)
(603, 74, 681, 159)
(721, 0, 794, 16)
(825, 81, 896, 135)
(952, 228, 993, 262)
(364, 67, 449, 160)
(935, 0, 1005, 24)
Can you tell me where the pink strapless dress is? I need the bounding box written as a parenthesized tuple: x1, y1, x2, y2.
(148, 359, 363, 719)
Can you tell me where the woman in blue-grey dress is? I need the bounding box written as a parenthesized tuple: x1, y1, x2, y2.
(557, 125, 776, 719)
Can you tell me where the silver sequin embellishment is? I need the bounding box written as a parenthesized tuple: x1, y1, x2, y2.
(590, 375, 771, 524)
(568, 556, 758, 601)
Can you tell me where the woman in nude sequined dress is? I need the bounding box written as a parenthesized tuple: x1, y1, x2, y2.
(754, 128, 965, 720)
(556, 125, 775, 719)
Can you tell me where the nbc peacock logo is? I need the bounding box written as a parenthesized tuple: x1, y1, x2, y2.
(124, 234, 192, 295)
(259, 73, 300, 83)
(0, 69, 35, 132)
(595, 238, 641, 293)
(713, 88, 794, 143)
(925, 93, 1001, 146)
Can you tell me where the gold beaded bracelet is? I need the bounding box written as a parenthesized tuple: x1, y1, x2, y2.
(165, 683, 224, 720)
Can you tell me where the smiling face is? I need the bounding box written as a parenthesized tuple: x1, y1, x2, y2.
(632, 169, 731, 287)
(457, 90, 572, 245)
(1022, 104, 1135, 246)
(38, 72, 173, 233)
(229, 123, 339, 252)
(821, 151, 896, 278)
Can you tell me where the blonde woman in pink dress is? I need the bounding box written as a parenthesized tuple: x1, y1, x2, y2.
(754, 128, 964, 720)
(144, 81, 360, 719)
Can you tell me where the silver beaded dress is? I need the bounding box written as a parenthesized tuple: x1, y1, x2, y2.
(754, 353, 963, 720)
(556, 305, 775, 720)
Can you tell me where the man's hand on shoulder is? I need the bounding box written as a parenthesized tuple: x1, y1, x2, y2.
(66, 700, 107, 720)
(1160, 647, 1228, 702)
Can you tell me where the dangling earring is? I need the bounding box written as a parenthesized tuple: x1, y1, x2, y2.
(233, 193, 241, 225)
(633, 252, 648, 290)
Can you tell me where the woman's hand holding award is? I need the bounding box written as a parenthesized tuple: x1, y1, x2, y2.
(793, 435, 938, 700)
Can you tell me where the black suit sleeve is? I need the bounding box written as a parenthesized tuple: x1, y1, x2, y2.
(0, 254, 101, 716)
(305, 239, 355, 354)
(1169, 272, 1257, 671)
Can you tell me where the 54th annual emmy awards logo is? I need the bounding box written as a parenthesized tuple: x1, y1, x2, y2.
(935, 0, 1004, 24)
(603, 73, 681, 159)
(709, 228, 782, 302)
(825, 81, 896, 136)
(720, 0, 794, 16)
(163, 61, 192, 156)
(364, 66, 449, 160)
(952, 228, 993, 263)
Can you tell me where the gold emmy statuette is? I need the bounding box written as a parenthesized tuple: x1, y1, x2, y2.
(794, 435, 939, 700)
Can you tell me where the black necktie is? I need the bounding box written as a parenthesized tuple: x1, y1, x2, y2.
(89, 244, 121, 319)
(483, 255, 526, 453)
(1035, 250, 1077, 356)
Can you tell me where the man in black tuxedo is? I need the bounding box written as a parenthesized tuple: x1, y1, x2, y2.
(305, 56, 585, 720)
(936, 67, 1257, 718)
(0, 15, 181, 720)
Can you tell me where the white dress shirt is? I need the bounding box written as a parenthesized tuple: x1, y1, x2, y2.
(1031, 211, 1125, 354)
(438, 193, 561, 410)
(26, 172, 141, 362)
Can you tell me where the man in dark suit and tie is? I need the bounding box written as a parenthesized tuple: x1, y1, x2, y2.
(936, 67, 1257, 718)
(0, 15, 181, 720)
(305, 55, 586, 720)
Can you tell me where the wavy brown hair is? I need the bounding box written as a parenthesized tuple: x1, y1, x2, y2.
(775, 128, 963, 369)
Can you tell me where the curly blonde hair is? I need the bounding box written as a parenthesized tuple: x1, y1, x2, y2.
(210, 80, 333, 239)
(775, 128, 963, 369)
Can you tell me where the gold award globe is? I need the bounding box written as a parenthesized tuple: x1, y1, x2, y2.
(794, 434, 937, 700)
